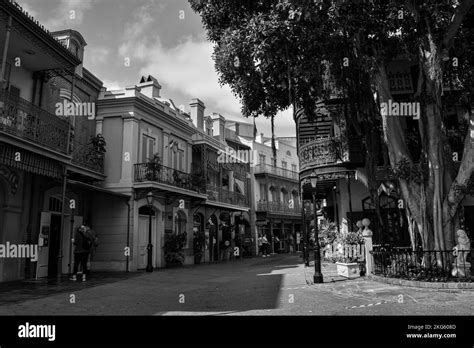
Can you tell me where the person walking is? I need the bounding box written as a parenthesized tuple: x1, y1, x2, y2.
(257, 234, 263, 257)
(262, 234, 269, 257)
(85, 225, 99, 276)
(70, 225, 94, 282)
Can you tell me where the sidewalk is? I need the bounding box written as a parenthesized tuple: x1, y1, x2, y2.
(0, 254, 288, 306)
(304, 261, 350, 284)
(0, 271, 143, 306)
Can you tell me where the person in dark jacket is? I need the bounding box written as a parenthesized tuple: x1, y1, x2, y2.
(70, 225, 94, 282)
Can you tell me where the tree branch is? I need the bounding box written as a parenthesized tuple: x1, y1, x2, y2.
(442, 0, 474, 49)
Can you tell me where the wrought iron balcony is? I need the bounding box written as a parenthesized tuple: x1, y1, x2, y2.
(254, 164, 299, 181)
(134, 163, 203, 193)
(256, 200, 301, 215)
(206, 184, 248, 207)
(299, 136, 347, 171)
(299, 136, 364, 171)
(0, 90, 70, 154)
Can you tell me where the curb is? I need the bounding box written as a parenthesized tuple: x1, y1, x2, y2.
(367, 274, 474, 290)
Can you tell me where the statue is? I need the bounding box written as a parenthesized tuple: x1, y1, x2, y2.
(452, 229, 471, 278)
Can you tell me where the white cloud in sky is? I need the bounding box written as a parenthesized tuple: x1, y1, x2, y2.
(42, 0, 94, 30)
(117, 2, 296, 137)
(84, 46, 111, 67)
(102, 79, 123, 91)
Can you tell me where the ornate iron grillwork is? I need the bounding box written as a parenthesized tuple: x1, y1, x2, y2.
(0, 90, 69, 154)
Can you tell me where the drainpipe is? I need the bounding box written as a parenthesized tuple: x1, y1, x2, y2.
(0, 16, 12, 90)
(126, 199, 131, 272)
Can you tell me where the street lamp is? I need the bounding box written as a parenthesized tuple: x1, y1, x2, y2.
(310, 176, 323, 284)
(303, 199, 311, 266)
(146, 191, 154, 273)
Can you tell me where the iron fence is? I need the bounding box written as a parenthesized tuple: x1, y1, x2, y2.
(0, 90, 70, 154)
(371, 247, 472, 282)
(134, 163, 203, 193)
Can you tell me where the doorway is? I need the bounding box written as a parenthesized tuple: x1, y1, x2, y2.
(138, 206, 156, 270)
(47, 214, 62, 277)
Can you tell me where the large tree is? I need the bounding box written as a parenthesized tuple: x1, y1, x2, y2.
(190, 0, 474, 259)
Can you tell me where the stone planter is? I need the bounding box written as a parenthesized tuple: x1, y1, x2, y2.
(336, 262, 360, 279)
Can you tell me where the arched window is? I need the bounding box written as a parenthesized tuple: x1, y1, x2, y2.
(281, 187, 289, 203)
(49, 196, 63, 213)
(269, 186, 278, 202)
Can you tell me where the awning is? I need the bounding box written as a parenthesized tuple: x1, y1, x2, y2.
(0, 142, 63, 179)
(203, 200, 249, 212)
(67, 179, 130, 199)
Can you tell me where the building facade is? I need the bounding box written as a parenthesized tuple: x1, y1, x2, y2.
(0, 1, 112, 282)
(95, 76, 251, 271)
(226, 121, 303, 255)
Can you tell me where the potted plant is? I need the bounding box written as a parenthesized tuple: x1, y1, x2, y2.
(146, 153, 162, 181)
(164, 232, 187, 267)
(191, 169, 206, 193)
(335, 255, 360, 279)
(86, 134, 106, 170)
(193, 231, 205, 264)
(334, 230, 365, 278)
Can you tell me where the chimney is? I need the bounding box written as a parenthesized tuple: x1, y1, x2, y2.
(137, 75, 161, 99)
(190, 98, 205, 130)
(211, 113, 225, 141)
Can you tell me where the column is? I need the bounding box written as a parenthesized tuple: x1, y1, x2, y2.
(162, 131, 170, 167)
(291, 223, 295, 253)
(280, 221, 284, 253)
(269, 220, 275, 254)
(120, 113, 138, 185)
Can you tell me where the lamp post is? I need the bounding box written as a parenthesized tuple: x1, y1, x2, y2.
(310, 176, 323, 283)
(146, 191, 154, 273)
(303, 200, 311, 266)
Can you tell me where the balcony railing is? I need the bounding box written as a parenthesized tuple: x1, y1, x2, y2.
(299, 136, 348, 171)
(0, 90, 70, 154)
(257, 200, 301, 215)
(207, 184, 248, 207)
(254, 164, 299, 181)
(134, 163, 203, 193)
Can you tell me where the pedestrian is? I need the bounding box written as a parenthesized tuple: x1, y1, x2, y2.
(262, 234, 269, 257)
(257, 234, 263, 256)
(85, 225, 99, 275)
(70, 225, 94, 282)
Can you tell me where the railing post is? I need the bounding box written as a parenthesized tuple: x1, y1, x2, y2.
(362, 218, 373, 275)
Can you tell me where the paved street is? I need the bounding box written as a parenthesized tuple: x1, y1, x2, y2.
(0, 254, 472, 315)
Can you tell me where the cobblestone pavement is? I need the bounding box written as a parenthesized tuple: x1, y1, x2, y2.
(0, 254, 472, 315)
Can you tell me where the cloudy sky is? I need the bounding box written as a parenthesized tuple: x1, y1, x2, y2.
(20, 0, 296, 137)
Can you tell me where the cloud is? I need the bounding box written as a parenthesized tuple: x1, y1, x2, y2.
(102, 79, 123, 91)
(84, 46, 111, 67)
(42, 0, 94, 30)
(19, 1, 39, 18)
(117, 2, 296, 137)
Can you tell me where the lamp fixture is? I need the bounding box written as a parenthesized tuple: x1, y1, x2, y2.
(146, 191, 154, 206)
